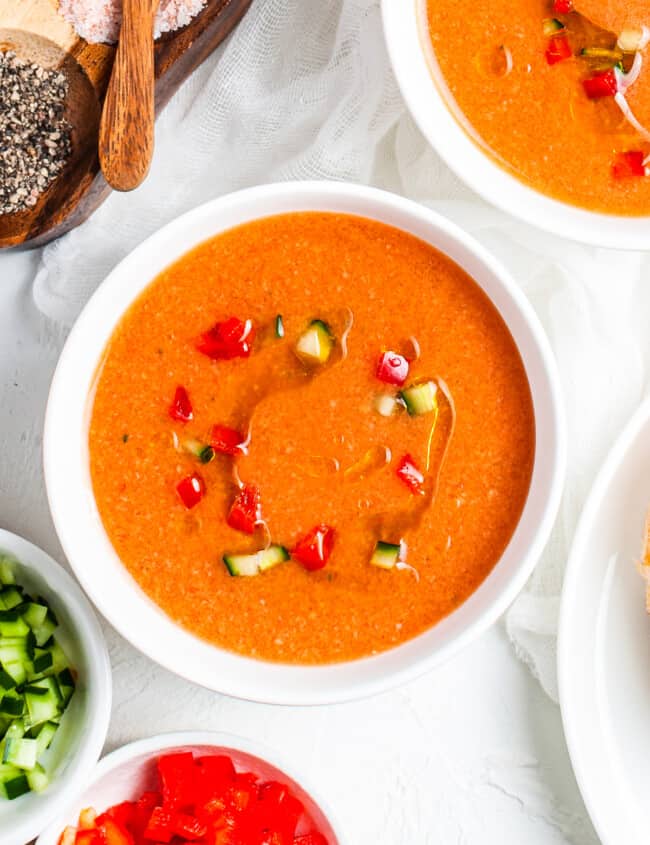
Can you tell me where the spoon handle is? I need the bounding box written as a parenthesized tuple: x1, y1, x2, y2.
(99, 0, 156, 192)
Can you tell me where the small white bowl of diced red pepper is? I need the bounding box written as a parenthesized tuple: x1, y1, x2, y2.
(36, 732, 345, 845)
(0, 529, 111, 845)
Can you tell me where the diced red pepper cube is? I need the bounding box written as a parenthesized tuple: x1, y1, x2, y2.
(106, 801, 136, 831)
(197, 754, 236, 789)
(171, 812, 207, 840)
(197, 317, 255, 361)
(376, 351, 409, 386)
(158, 752, 196, 810)
(291, 525, 335, 571)
(176, 473, 205, 509)
(96, 817, 134, 845)
(210, 425, 248, 456)
(276, 794, 304, 836)
(143, 807, 175, 842)
(396, 454, 426, 495)
(294, 834, 328, 845)
(258, 780, 289, 805)
(612, 150, 647, 179)
(133, 792, 161, 836)
(582, 69, 618, 99)
(227, 485, 262, 534)
(545, 34, 572, 65)
(168, 386, 193, 422)
(552, 0, 572, 12)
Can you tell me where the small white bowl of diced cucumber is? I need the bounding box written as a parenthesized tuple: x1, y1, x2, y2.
(0, 529, 111, 845)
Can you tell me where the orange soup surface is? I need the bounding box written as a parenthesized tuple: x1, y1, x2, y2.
(89, 212, 535, 664)
(426, 0, 650, 214)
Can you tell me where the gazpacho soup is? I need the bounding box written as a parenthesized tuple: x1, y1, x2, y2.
(424, 0, 650, 214)
(89, 212, 535, 664)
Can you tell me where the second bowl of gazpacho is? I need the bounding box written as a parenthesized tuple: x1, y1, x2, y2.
(383, 0, 650, 248)
(43, 181, 565, 703)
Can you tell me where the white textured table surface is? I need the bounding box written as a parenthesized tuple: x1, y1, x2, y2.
(0, 249, 597, 844)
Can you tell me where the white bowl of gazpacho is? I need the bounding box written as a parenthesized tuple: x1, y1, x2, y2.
(43, 181, 565, 704)
(35, 731, 344, 845)
(383, 0, 650, 248)
(0, 529, 111, 845)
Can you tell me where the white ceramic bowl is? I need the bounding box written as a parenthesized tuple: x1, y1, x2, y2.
(35, 731, 346, 845)
(43, 181, 566, 705)
(382, 0, 650, 249)
(0, 529, 111, 845)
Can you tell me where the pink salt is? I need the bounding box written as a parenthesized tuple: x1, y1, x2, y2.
(58, 0, 208, 44)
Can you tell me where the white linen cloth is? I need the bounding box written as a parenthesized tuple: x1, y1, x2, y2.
(32, 0, 650, 702)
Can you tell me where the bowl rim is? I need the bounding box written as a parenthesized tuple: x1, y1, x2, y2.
(381, 0, 650, 250)
(35, 730, 348, 845)
(0, 528, 112, 845)
(43, 180, 566, 705)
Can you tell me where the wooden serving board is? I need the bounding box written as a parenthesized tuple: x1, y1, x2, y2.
(0, 0, 253, 250)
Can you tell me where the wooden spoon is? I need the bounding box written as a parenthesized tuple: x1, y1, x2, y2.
(99, 0, 157, 191)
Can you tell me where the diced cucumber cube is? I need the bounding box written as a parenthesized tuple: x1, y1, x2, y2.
(0, 764, 30, 799)
(21, 603, 48, 630)
(24, 678, 62, 727)
(0, 559, 16, 585)
(295, 319, 334, 366)
(0, 589, 23, 611)
(400, 380, 438, 416)
(370, 541, 401, 570)
(34, 722, 57, 757)
(2, 662, 26, 687)
(0, 693, 24, 718)
(3, 737, 38, 770)
(0, 611, 29, 638)
(26, 762, 49, 793)
(258, 545, 290, 573)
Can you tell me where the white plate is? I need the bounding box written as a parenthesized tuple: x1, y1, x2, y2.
(558, 396, 650, 844)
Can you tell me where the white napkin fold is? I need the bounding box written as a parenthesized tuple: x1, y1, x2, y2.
(31, 0, 650, 701)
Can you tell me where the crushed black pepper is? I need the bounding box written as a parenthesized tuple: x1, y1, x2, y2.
(0, 51, 72, 215)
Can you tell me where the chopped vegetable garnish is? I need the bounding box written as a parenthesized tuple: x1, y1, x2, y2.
(227, 485, 262, 534)
(546, 35, 572, 65)
(168, 386, 193, 423)
(182, 439, 214, 464)
(176, 473, 205, 509)
(376, 351, 409, 386)
(580, 46, 623, 64)
(552, 0, 572, 12)
(294, 320, 334, 366)
(543, 18, 564, 36)
(275, 314, 285, 338)
(612, 150, 647, 178)
(375, 394, 399, 417)
(618, 26, 649, 54)
(370, 541, 403, 570)
(196, 316, 255, 361)
(292, 525, 335, 571)
(58, 752, 328, 845)
(582, 69, 618, 99)
(209, 425, 247, 456)
(0, 558, 76, 801)
(400, 380, 438, 416)
(396, 454, 426, 495)
(223, 545, 290, 576)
